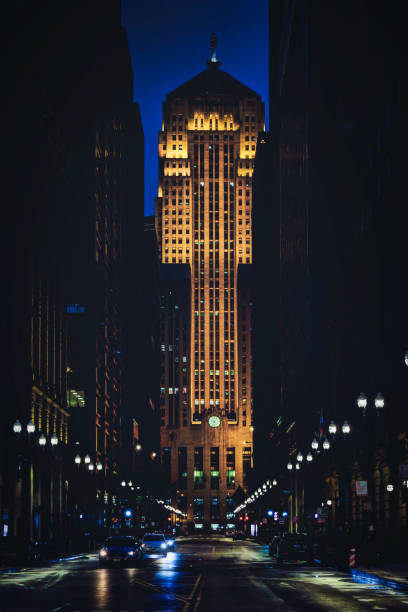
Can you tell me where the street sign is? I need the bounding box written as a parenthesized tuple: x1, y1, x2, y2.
(356, 480, 368, 496)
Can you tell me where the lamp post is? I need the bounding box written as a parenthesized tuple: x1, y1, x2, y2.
(357, 392, 368, 416)
(12, 419, 37, 559)
(354, 392, 386, 533)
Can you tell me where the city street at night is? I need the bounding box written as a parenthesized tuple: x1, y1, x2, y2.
(1, 536, 408, 612)
(3, 1, 407, 610)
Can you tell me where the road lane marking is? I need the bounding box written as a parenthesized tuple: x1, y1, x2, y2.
(132, 577, 188, 603)
(183, 574, 202, 611)
(355, 597, 375, 601)
(192, 582, 202, 612)
(51, 605, 71, 612)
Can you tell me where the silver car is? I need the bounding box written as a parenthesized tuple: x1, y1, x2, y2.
(142, 533, 167, 558)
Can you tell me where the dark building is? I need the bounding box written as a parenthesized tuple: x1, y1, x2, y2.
(122, 216, 161, 486)
(252, 0, 407, 534)
(1, 1, 144, 549)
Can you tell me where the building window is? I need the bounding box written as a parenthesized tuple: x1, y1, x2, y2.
(211, 496, 220, 519)
(178, 447, 187, 489)
(243, 446, 251, 488)
(194, 447, 204, 489)
(210, 447, 219, 489)
(226, 496, 235, 519)
(226, 447, 235, 489)
(193, 497, 204, 520)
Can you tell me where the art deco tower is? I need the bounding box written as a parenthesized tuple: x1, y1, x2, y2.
(156, 37, 264, 527)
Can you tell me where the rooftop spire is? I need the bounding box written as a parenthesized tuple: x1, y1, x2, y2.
(208, 33, 220, 69)
(210, 33, 217, 61)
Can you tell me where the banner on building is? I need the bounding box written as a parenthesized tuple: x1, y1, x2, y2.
(356, 480, 368, 496)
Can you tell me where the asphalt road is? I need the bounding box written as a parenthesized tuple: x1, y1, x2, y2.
(0, 536, 407, 612)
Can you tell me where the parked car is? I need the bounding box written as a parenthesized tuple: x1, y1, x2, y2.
(99, 536, 144, 567)
(268, 535, 281, 556)
(142, 533, 168, 558)
(274, 533, 312, 564)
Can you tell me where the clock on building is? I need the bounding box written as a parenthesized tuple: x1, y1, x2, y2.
(208, 415, 221, 428)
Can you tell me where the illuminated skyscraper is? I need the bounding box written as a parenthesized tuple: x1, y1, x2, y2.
(156, 38, 264, 527)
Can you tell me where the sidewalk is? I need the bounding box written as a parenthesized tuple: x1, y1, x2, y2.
(350, 564, 408, 592)
(0, 552, 89, 574)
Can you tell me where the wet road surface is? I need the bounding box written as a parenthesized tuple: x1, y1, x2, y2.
(1, 536, 407, 611)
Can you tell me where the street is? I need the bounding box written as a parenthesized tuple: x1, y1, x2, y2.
(1, 536, 407, 612)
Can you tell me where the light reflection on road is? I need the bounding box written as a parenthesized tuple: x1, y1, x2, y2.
(95, 566, 110, 609)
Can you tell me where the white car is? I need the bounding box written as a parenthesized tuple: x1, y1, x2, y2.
(142, 533, 168, 557)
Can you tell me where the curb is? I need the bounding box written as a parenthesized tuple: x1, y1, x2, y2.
(350, 568, 408, 592)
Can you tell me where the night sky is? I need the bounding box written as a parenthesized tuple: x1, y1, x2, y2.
(122, 0, 268, 216)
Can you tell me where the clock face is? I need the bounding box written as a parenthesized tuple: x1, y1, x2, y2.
(208, 415, 221, 428)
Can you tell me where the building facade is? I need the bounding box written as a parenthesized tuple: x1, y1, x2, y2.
(1, 0, 144, 550)
(156, 42, 264, 527)
(250, 0, 407, 537)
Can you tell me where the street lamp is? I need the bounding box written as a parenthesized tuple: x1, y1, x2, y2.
(306, 452, 313, 462)
(135, 444, 142, 452)
(151, 452, 157, 460)
(342, 421, 351, 435)
(296, 452, 303, 462)
(84, 454, 91, 464)
(128, 481, 132, 487)
(13, 420, 22, 433)
(50, 434, 58, 446)
(374, 392, 385, 414)
(327, 499, 332, 506)
(357, 392, 368, 415)
(121, 480, 126, 487)
(88, 463, 94, 471)
(38, 433, 46, 446)
(311, 438, 319, 450)
(328, 421, 337, 435)
(405, 350, 408, 367)
(287, 462, 293, 470)
(74, 454, 81, 464)
(27, 421, 35, 434)
(272, 479, 277, 486)
(386, 484, 394, 492)
(323, 439, 330, 450)
(295, 463, 300, 470)
(96, 462, 103, 471)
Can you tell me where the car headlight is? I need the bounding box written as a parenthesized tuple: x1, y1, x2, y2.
(128, 551, 135, 556)
(99, 549, 108, 557)
(167, 540, 174, 546)
(161, 542, 167, 549)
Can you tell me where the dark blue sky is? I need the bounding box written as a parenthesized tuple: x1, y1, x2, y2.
(122, 0, 269, 216)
